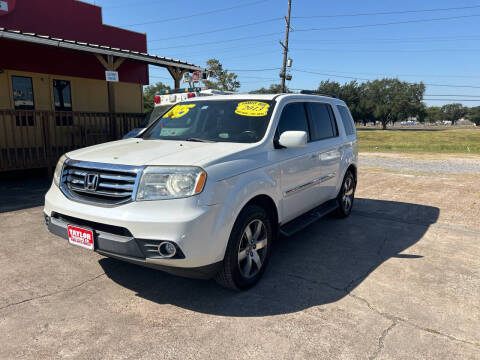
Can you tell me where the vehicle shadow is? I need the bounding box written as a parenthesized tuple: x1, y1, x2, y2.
(0, 170, 50, 213)
(100, 198, 439, 317)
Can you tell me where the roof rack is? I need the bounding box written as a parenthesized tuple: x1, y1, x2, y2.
(299, 90, 337, 98)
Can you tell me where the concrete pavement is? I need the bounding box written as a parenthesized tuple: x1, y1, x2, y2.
(0, 159, 479, 359)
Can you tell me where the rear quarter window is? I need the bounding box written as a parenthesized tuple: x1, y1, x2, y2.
(337, 105, 356, 136)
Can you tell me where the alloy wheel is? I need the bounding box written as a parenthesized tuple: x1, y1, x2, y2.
(342, 175, 355, 212)
(237, 219, 268, 279)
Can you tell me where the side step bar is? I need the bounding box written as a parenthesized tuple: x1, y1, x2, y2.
(279, 199, 339, 237)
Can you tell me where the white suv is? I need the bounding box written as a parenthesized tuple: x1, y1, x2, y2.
(44, 93, 358, 290)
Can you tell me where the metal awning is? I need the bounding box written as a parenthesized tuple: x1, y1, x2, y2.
(0, 27, 204, 72)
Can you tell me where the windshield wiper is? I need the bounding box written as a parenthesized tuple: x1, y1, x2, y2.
(184, 138, 216, 143)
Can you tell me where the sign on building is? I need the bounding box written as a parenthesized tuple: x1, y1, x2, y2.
(105, 71, 119, 82)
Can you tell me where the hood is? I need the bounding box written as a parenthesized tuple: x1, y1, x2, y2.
(67, 138, 253, 167)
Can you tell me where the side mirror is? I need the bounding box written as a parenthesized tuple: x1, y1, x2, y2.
(278, 131, 307, 148)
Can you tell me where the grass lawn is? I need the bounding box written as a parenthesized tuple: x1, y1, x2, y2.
(357, 128, 480, 154)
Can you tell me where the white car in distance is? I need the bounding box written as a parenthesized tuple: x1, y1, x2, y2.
(44, 93, 358, 290)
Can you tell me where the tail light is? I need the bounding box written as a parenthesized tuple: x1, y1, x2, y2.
(187, 93, 196, 99)
(154, 95, 161, 104)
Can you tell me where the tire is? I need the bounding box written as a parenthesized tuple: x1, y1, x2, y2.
(334, 170, 356, 218)
(215, 204, 272, 290)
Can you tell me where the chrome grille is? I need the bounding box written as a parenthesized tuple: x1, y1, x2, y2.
(60, 160, 143, 206)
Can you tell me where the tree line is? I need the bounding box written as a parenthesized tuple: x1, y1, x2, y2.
(249, 79, 479, 129)
(314, 79, 479, 128)
(143, 59, 480, 127)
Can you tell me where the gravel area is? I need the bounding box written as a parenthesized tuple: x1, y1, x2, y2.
(359, 153, 480, 174)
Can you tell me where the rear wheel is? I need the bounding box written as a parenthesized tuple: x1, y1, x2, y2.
(334, 170, 356, 218)
(215, 205, 272, 290)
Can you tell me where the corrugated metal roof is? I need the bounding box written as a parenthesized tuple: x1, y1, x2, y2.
(0, 27, 204, 72)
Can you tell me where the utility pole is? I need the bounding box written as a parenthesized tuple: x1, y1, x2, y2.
(280, 0, 292, 93)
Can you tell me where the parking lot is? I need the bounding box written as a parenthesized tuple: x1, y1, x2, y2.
(1, 154, 479, 359)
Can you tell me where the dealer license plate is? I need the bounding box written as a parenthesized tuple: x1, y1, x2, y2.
(67, 225, 94, 251)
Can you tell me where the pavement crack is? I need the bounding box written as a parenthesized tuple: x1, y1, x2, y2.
(0, 268, 115, 312)
(282, 271, 480, 349)
(344, 235, 388, 293)
(369, 320, 398, 360)
(281, 272, 345, 293)
(347, 291, 479, 349)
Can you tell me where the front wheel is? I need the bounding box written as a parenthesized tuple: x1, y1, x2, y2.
(334, 170, 356, 218)
(215, 205, 272, 290)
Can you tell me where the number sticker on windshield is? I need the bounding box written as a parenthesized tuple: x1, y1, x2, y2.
(235, 101, 270, 117)
(163, 104, 196, 119)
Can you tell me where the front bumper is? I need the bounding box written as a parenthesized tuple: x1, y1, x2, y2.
(46, 213, 220, 279)
(44, 183, 226, 278)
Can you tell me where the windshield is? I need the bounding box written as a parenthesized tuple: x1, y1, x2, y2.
(142, 100, 275, 143)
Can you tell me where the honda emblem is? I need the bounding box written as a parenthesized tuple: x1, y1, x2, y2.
(85, 173, 99, 191)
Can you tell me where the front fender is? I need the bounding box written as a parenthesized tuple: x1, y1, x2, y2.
(201, 166, 281, 261)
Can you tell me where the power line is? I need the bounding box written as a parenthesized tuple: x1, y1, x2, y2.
(149, 34, 480, 51)
(200, 50, 281, 62)
(424, 99, 480, 101)
(293, 69, 480, 89)
(291, 47, 480, 53)
(149, 8, 480, 43)
(295, 14, 480, 33)
(149, 13, 480, 45)
(241, 79, 280, 84)
(149, 32, 281, 50)
(297, 69, 480, 80)
(229, 67, 282, 72)
(149, 18, 281, 42)
(424, 94, 480, 97)
(149, 75, 172, 80)
(291, 35, 480, 43)
(161, 40, 278, 57)
(241, 75, 283, 80)
(425, 83, 480, 89)
(292, 4, 480, 19)
(120, 0, 268, 26)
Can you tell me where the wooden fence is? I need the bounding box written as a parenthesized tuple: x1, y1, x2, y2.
(0, 110, 144, 172)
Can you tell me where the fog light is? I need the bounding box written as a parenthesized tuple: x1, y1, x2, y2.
(158, 241, 177, 258)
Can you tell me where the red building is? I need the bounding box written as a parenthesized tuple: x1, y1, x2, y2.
(0, 0, 202, 172)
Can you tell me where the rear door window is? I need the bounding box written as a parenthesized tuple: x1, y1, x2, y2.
(306, 103, 338, 141)
(336, 105, 356, 136)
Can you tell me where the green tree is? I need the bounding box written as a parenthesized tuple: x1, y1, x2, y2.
(318, 80, 366, 123)
(143, 81, 171, 113)
(467, 106, 480, 125)
(202, 58, 240, 91)
(441, 103, 468, 125)
(249, 84, 289, 94)
(317, 80, 343, 97)
(364, 79, 425, 129)
(425, 106, 443, 123)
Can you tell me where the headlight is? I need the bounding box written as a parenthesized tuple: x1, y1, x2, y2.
(53, 154, 68, 186)
(136, 166, 207, 201)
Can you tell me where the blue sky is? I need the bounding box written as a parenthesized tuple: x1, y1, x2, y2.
(84, 0, 480, 106)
